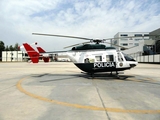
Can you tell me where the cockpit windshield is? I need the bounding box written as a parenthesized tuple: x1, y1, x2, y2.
(122, 52, 136, 61)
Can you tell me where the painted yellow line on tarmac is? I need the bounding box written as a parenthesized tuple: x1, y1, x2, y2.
(17, 77, 160, 114)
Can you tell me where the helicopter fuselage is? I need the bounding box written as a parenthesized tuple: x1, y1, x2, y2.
(66, 49, 137, 73)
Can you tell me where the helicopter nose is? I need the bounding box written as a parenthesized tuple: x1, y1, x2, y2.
(129, 61, 138, 68)
(130, 64, 136, 68)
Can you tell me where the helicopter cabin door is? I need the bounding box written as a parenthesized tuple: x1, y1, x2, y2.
(116, 52, 127, 68)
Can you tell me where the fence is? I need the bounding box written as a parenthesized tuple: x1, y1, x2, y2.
(135, 54, 160, 63)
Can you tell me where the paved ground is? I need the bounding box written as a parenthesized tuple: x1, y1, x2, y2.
(0, 62, 160, 120)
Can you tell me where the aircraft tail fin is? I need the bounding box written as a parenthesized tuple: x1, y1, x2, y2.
(23, 43, 39, 63)
(37, 47, 46, 53)
(37, 46, 50, 62)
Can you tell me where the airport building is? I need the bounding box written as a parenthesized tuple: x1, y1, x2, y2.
(112, 28, 160, 63)
(113, 32, 150, 50)
(149, 28, 160, 54)
(2, 51, 26, 62)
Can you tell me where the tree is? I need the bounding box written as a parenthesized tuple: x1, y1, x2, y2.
(9, 45, 14, 51)
(5, 45, 9, 51)
(0, 41, 5, 51)
(14, 43, 20, 51)
(0, 41, 5, 61)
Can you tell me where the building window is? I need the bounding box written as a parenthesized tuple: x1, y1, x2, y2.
(134, 43, 139, 46)
(144, 34, 149, 37)
(95, 56, 102, 61)
(134, 34, 142, 37)
(135, 38, 142, 41)
(113, 40, 117, 44)
(146, 45, 154, 50)
(120, 34, 128, 36)
(129, 43, 133, 46)
(120, 43, 128, 46)
(120, 38, 128, 41)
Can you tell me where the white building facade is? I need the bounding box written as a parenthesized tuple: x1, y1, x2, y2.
(2, 51, 26, 62)
(113, 32, 149, 50)
(112, 29, 160, 63)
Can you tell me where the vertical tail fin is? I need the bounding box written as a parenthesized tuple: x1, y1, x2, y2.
(23, 43, 39, 63)
(37, 46, 50, 62)
(37, 47, 46, 53)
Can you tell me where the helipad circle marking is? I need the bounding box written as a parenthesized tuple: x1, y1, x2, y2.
(16, 77, 160, 114)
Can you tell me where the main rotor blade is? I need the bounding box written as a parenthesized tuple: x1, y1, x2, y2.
(64, 42, 90, 49)
(32, 33, 92, 40)
(33, 33, 160, 41)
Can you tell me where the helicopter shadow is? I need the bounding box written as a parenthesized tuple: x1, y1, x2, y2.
(31, 73, 82, 83)
(31, 72, 132, 82)
(79, 72, 132, 80)
(31, 72, 160, 86)
(81, 73, 160, 86)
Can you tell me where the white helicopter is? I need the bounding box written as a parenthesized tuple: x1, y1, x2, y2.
(32, 33, 138, 78)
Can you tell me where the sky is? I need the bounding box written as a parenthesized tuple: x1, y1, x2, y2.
(0, 0, 160, 51)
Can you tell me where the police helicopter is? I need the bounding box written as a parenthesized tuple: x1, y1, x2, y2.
(32, 33, 138, 78)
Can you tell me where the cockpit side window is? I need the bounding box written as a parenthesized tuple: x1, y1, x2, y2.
(122, 52, 135, 61)
(106, 55, 114, 62)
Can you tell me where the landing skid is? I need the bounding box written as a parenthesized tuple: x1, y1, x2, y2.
(110, 71, 120, 79)
(81, 71, 124, 79)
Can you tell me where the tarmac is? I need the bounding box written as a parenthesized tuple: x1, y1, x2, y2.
(0, 62, 160, 120)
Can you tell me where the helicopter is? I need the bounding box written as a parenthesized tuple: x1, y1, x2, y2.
(32, 33, 138, 78)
